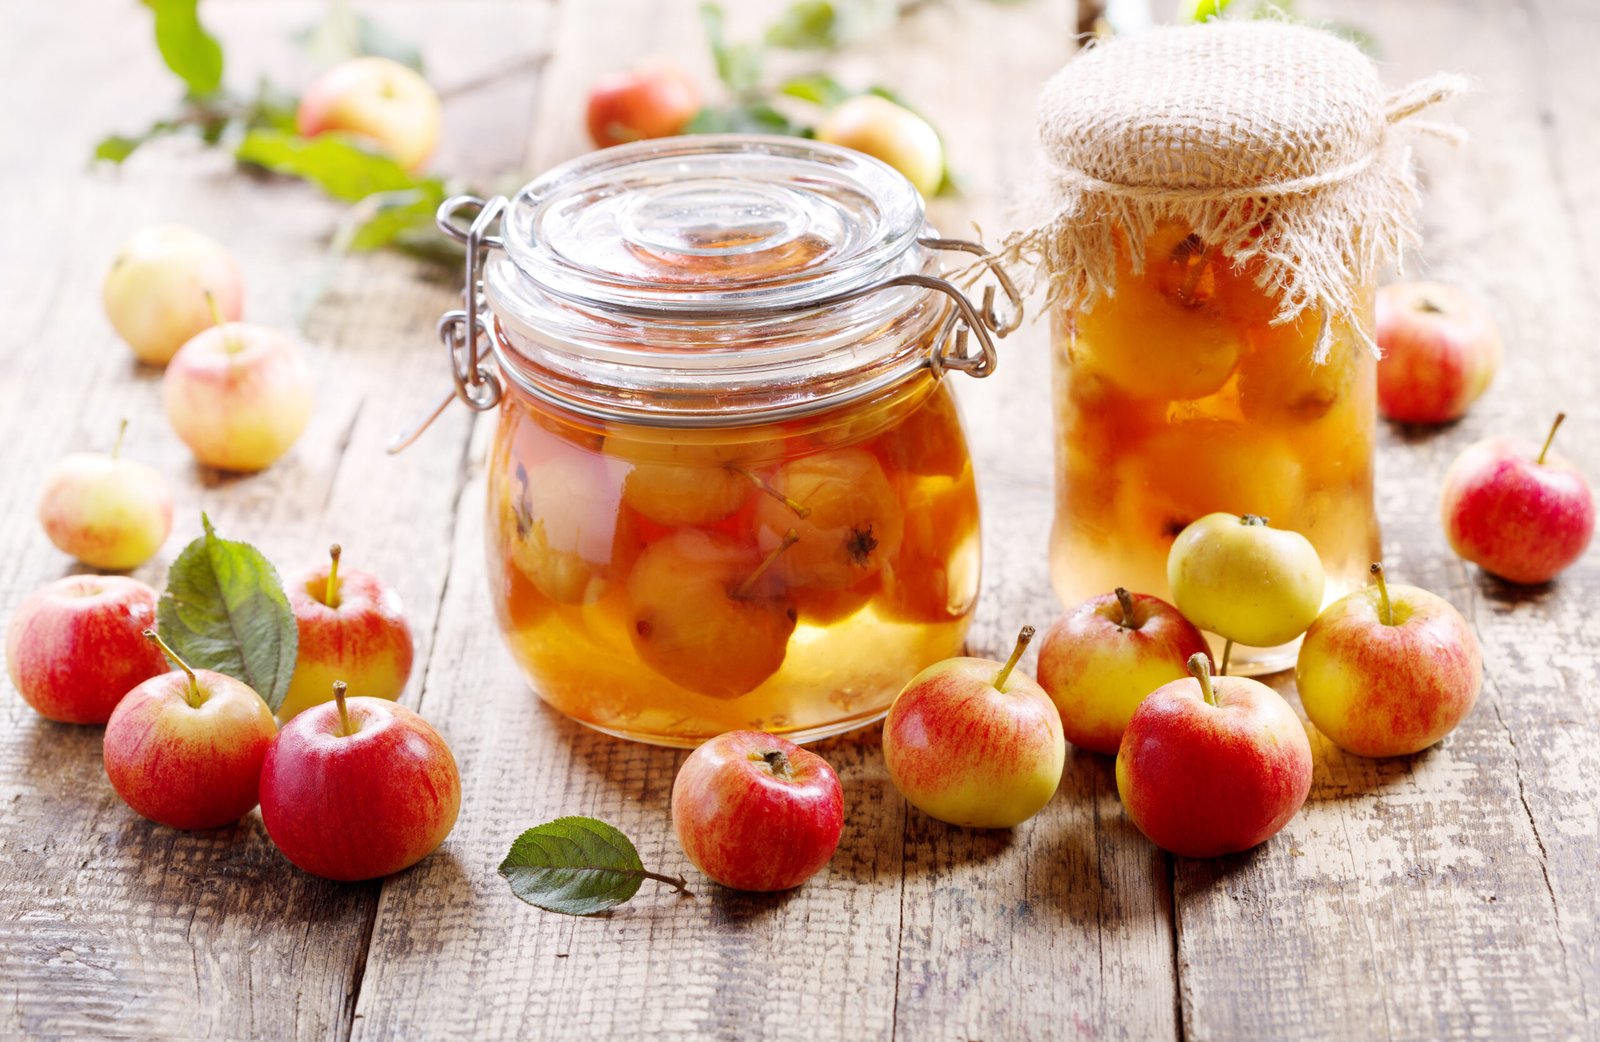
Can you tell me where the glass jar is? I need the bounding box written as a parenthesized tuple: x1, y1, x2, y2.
(1050, 221, 1380, 673)
(405, 136, 1018, 745)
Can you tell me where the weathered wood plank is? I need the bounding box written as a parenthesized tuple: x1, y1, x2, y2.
(0, 2, 548, 1039)
(354, 1, 1179, 1040)
(1172, 1, 1600, 1039)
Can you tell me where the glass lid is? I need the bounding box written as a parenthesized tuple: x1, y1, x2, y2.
(499, 135, 927, 312)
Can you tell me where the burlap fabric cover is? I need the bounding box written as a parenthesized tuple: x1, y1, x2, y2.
(999, 20, 1465, 358)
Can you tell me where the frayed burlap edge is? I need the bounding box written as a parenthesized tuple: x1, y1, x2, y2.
(985, 72, 1469, 362)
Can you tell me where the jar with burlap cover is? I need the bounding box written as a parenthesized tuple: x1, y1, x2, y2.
(1001, 19, 1465, 358)
(1022, 20, 1465, 674)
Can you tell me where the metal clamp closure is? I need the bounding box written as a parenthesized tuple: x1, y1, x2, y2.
(387, 194, 508, 454)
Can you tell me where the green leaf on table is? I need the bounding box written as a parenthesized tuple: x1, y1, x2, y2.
(686, 103, 812, 138)
(765, 0, 842, 50)
(144, 0, 225, 96)
(500, 817, 688, 916)
(778, 72, 852, 108)
(157, 515, 298, 713)
(235, 129, 420, 202)
(699, 3, 764, 100)
(335, 183, 450, 253)
(92, 119, 185, 164)
(1178, 0, 1234, 21)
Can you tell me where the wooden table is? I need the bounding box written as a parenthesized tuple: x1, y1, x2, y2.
(2, 1, 1595, 1038)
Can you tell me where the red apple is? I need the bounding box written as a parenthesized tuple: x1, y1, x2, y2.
(37, 420, 172, 571)
(585, 61, 700, 148)
(1116, 653, 1312, 858)
(1037, 588, 1211, 756)
(297, 57, 441, 172)
(5, 575, 168, 724)
(670, 730, 843, 891)
(102, 224, 243, 366)
(1376, 282, 1501, 424)
(163, 321, 315, 473)
(259, 683, 460, 881)
(882, 627, 1066, 828)
(1441, 413, 1595, 584)
(103, 632, 277, 830)
(278, 544, 414, 721)
(1297, 564, 1481, 757)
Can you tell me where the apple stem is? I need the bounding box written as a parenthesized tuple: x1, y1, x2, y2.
(112, 418, 128, 460)
(144, 629, 203, 708)
(1370, 562, 1395, 626)
(993, 625, 1035, 691)
(205, 291, 239, 354)
(1537, 412, 1567, 466)
(1240, 514, 1269, 527)
(1187, 652, 1217, 707)
(640, 869, 692, 894)
(754, 749, 794, 780)
(735, 529, 798, 599)
(736, 467, 812, 520)
(1114, 587, 1136, 630)
(1219, 639, 1233, 678)
(1418, 296, 1443, 314)
(333, 680, 356, 737)
(325, 543, 343, 609)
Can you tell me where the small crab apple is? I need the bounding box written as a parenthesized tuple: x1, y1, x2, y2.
(103, 631, 278, 830)
(607, 436, 750, 527)
(671, 730, 843, 891)
(1376, 282, 1501, 425)
(1441, 413, 1595, 585)
(500, 443, 627, 605)
(1167, 513, 1326, 655)
(817, 94, 944, 197)
(1297, 564, 1482, 757)
(278, 545, 415, 722)
(753, 448, 904, 591)
(163, 312, 314, 473)
(586, 60, 701, 148)
(102, 224, 243, 366)
(1117, 653, 1312, 858)
(627, 529, 798, 699)
(297, 57, 442, 172)
(1037, 588, 1211, 756)
(882, 627, 1066, 828)
(260, 682, 460, 881)
(37, 420, 172, 571)
(1075, 228, 1243, 402)
(5, 575, 168, 724)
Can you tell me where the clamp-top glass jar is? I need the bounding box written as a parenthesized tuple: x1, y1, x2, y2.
(400, 136, 1018, 746)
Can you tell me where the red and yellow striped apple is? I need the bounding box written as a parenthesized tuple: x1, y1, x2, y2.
(6, 575, 168, 724)
(278, 544, 414, 721)
(37, 422, 172, 571)
(882, 627, 1065, 828)
(162, 321, 314, 473)
(260, 683, 460, 881)
(671, 730, 843, 892)
(297, 57, 441, 172)
(1037, 588, 1211, 755)
(103, 632, 277, 830)
(1296, 564, 1482, 757)
(1116, 654, 1312, 858)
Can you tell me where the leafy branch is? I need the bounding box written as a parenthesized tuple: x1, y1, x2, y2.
(96, 0, 462, 262)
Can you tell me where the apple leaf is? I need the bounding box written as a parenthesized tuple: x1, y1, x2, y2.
(158, 515, 298, 713)
(145, 0, 225, 97)
(235, 129, 427, 203)
(500, 817, 689, 916)
(765, 1, 843, 50)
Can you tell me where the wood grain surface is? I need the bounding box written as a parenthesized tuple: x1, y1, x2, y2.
(1, 1, 1594, 1040)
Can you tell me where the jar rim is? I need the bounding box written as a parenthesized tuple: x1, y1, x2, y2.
(500, 135, 927, 314)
